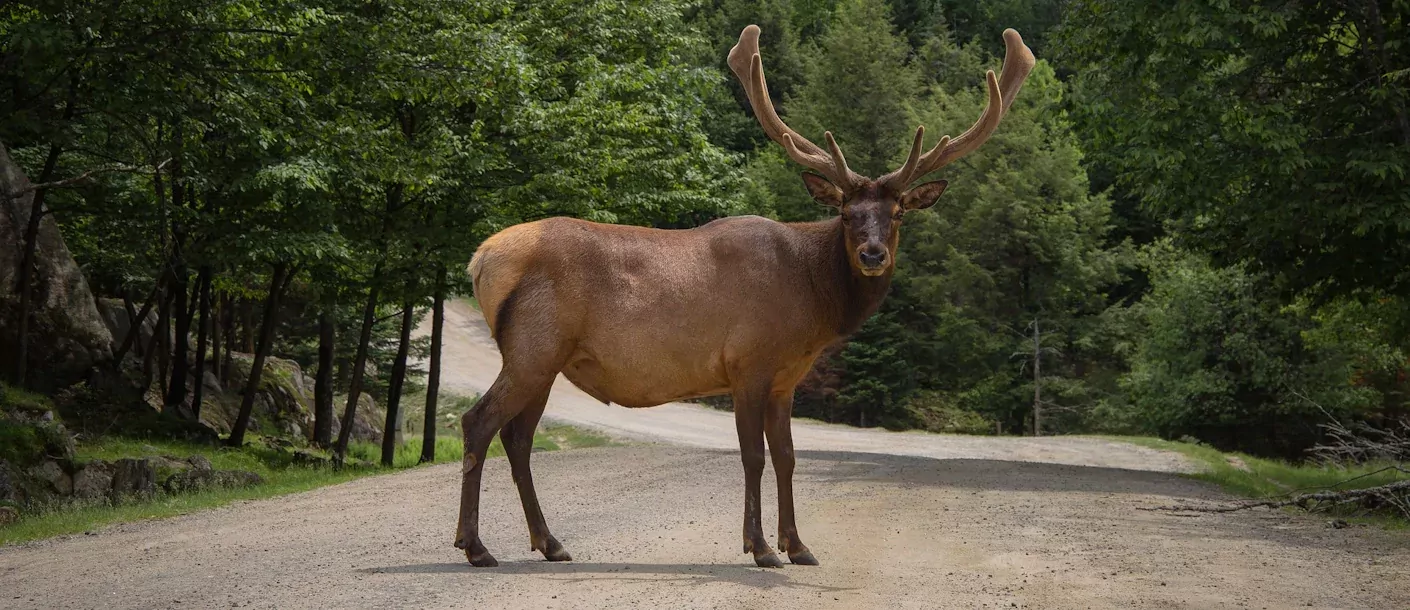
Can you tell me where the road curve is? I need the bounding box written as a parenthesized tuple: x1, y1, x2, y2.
(3, 446, 1407, 609)
(3, 299, 1407, 609)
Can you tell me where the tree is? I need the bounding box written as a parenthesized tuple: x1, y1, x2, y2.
(1112, 242, 1383, 458)
(744, 0, 920, 222)
(1057, 0, 1410, 301)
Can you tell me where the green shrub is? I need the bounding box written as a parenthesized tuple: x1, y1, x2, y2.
(1114, 244, 1384, 459)
(904, 391, 994, 435)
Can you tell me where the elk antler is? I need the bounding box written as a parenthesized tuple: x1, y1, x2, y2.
(729, 25, 868, 193)
(877, 29, 1036, 193)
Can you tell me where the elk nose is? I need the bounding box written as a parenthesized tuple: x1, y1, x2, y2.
(858, 247, 888, 268)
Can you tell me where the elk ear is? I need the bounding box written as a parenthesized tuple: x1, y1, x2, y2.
(900, 180, 948, 210)
(800, 172, 844, 208)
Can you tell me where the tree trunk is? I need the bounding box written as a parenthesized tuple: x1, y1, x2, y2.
(382, 296, 416, 467)
(10, 71, 76, 387)
(313, 305, 336, 447)
(156, 283, 172, 394)
(113, 280, 161, 364)
(164, 253, 191, 415)
(240, 297, 255, 352)
(1032, 318, 1042, 437)
(221, 292, 235, 382)
(190, 268, 212, 419)
(11, 143, 63, 388)
(210, 288, 222, 386)
(142, 287, 175, 394)
(333, 269, 383, 464)
(420, 266, 447, 464)
(227, 263, 295, 447)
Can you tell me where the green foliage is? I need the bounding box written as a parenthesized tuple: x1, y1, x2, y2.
(1109, 244, 1384, 458)
(1057, 0, 1410, 300)
(2, 423, 610, 545)
(5, 0, 1407, 461)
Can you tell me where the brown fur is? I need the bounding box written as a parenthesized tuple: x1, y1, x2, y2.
(453, 211, 902, 568)
(454, 22, 1033, 569)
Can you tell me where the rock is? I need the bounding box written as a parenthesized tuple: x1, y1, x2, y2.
(93, 297, 158, 361)
(290, 450, 330, 468)
(0, 459, 16, 504)
(109, 458, 155, 500)
(329, 393, 384, 443)
(205, 354, 316, 441)
(27, 460, 72, 495)
(163, 469, 263, 494)
(71, 462, 113, 500)
(0, 140, 114, 391)
(0, 506, 18, 525)
(149, 455, 193, 479)
(187, 455, 213, 471)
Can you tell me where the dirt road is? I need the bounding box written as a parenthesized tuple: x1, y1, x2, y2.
(2, 299, 1407, 609)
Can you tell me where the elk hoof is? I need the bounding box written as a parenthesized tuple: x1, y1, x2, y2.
(466, 548, 499, 568)
(788, 549, 820, 566)
(754, 552, 784, 568)
(541, 537, 573, 562)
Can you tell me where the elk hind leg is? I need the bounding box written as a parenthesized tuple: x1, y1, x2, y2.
(454, 289, 567, 567)
(500, 392, 571, 561)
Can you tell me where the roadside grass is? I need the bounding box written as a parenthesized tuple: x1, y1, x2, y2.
(1107, 435, 1409, 527)
(1, 418, 611, 546)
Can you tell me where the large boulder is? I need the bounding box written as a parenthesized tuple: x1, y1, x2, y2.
(329, 392, 386, 443)
(109, 458, 155, 501)
(70, 461, 113, 500)
(204, 354, 316, 441)
(0, 140, 113, 390)
(93, 297, 159, 359)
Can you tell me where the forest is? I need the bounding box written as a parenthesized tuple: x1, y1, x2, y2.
(2, 0, 1408, 467)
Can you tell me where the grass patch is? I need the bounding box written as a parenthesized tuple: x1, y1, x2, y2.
(1107, 435, 1409, 526)
(2, 422, 612, 546)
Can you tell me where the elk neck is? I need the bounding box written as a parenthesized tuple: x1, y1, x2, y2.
(798, 216, 893, 339)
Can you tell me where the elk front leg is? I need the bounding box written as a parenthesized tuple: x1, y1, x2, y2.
(734, 384, 782, 568)
(765, 388, 817, 565)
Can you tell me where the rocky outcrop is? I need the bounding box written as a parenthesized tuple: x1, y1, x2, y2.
(163, 468, 262, 493)
(93, 297, 159, 358)
(204, 354, 317, 441)
(0, 140, 113, 390)
(329, 392, 386, 443)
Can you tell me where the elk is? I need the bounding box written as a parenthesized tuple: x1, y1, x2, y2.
(455, 24, 1034, 568)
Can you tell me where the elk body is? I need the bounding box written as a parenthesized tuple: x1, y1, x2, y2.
(455, 24, 1034, 568)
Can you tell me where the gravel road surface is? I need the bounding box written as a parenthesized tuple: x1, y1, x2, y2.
(2, 299, 1406, 609)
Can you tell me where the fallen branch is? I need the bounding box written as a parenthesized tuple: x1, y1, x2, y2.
(1144, 470, 1410, 519)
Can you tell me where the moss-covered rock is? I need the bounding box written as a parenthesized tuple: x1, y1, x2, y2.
(206, 354, 316, 443)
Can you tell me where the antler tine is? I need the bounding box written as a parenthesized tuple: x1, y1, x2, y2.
(878, 28, 1035, 192)
(729, 25, 866, 191)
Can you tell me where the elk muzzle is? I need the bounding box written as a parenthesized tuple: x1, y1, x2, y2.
(857, 244, 889, 276)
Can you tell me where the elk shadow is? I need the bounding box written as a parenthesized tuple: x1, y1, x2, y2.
(794, 450, 1220, 498)
(790, 450, 1408, 555)
(360, 561, 858, 592)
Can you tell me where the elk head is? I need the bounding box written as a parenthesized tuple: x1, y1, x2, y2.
(728, 25, 1035, 277)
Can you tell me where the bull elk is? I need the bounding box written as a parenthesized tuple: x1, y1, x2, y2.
(456, 24, 1034, 568)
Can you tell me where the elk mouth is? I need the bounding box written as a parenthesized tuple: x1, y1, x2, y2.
(856, 247, 889, 276)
